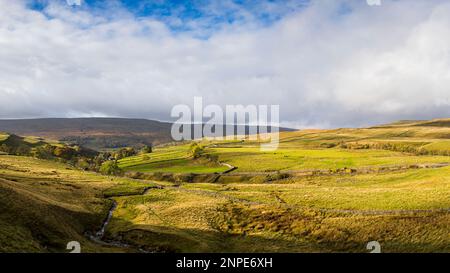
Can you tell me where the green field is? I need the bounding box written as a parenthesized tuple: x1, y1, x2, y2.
(118, 144, 229, 174)
(1, 119, 450, 253)
(116, 120, 450, 174)
(182, 166, 450, 210)
(207, 147, 450, 172)
(106, 166, 450, 252)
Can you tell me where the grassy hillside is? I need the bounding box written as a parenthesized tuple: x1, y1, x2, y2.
(103, 119, 450, 252)
(208, 147, 450, 172)
(117, 120, 450, 174)
(106, 166, 450, 252)
(0, 132, 8, 142)
(118, 144, 228, 174)
(1, 160, 449, 253)
(0, 155, 154, 252)
(1, 118, 450, 253)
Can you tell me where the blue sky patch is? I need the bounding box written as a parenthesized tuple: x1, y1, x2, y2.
(27, 0, 310, 36)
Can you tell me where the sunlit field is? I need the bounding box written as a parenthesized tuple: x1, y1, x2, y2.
(2, 119, 450, 253)
(118, 144, 228, 174)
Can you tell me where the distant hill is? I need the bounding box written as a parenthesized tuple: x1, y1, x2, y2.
(0, 118, 173, 150)
(0, 118, 295, 150)
(371, 118, 450, 128)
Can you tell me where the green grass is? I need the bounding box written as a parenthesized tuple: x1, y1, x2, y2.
(208, 147, 450, 172)
(421, 140, 450, 152)
(118, 144, 228, 174)
(119, 123, 450, 174)
(3, 119, 450, 253)
(182, 166, 450, 210)
(106, 166, 450, 252)
(104, 122, 450, 253)
(121, 158, 228, 174)
(107, 188, 230, 252)
(0, 155, 153, 253)
(109, 168, 450, 252)
(22, 136, 43, 144)
(103, 180, 155, 198)
(118, 145, 191, 168)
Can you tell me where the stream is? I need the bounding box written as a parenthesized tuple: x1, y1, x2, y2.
(96, 200, 117, 239)
(87, 186, 163, 252)
(88, 199, 133, 250)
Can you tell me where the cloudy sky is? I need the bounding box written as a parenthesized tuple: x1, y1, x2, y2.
(1, 0, 450, 128)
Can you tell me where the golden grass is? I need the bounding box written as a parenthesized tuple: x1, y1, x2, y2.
(3, 119, 450, 253)
(0, 155, 152, 253)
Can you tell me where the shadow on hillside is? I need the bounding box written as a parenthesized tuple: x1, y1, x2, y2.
(103, 220, 323, 253)
(0, 176, 125, 253)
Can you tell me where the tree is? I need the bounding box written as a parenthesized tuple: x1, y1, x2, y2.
(15, 144, 31, 156)
(99, 161, 123, 176)
(0, 144, 10, 154)
(140, 145, 152, 154)
(188, 143, 204, 159)
(76, 158, 91, 170)
(53, 146, 75, 160)
(33, 144, 55, 159)
(92, 152, 112, 171)
(114, 147, 137, 160)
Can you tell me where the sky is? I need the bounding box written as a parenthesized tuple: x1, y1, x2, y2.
(1, 0, 450, 128)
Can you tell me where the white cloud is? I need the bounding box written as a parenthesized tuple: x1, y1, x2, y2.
(1, 0, 450, 128)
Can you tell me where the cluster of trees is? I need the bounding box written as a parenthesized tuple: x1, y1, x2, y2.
(99, 160, 123, 176)
(0, 140, 82, 161)
(113, 147, 138, 160)
(33, 144, 60, 159)
(108, 145, 152, 160)
(0, 134, 155, 177)
(88, 145, 153, 173)
(84, 144, 153, 173)
(140, 145, 152, 154)
(0, 133, 162, 178)
(338, 142, 372, 150)
(0, 143, 31, 155)
(338, 141, 450, 156)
